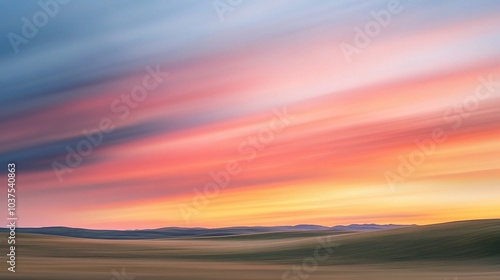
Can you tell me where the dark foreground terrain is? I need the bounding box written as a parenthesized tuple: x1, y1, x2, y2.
(1, 219, 499, 279)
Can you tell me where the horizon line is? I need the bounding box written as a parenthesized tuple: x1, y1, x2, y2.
(3, 218, 500, 231)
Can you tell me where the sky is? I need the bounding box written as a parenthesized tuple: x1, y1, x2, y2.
(0, 0, 500, 229)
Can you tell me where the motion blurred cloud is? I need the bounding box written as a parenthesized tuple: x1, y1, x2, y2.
(0, 0, 500, 229)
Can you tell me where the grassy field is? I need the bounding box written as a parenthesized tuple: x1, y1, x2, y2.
(1, 219, 499, 279)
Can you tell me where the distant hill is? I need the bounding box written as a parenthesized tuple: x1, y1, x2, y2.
(0, 223, 414, 239)
(200, 219, 500, 264)
(5, 219, 500, 266)
(331, 224, 416, 231)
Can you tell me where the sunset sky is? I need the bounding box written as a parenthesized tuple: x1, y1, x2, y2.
(1, 0, 500, 229)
